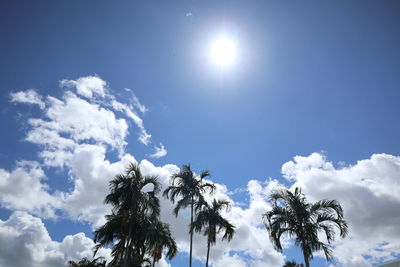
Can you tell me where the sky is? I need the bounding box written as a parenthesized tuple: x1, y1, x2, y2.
(0, 1, 400, 267)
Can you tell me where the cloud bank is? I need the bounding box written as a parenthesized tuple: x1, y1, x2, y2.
(0, 211, 110, 267)
(1, 76, 399, 267)
(282, 152, 400, 266)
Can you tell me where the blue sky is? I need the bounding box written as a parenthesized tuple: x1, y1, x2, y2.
(1, 1, 400, 267)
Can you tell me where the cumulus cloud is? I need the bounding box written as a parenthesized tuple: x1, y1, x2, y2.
(7, 76, 400, 267)
(64, 144, 136, 227)
(10, 89, 45, 109)
(59, 76, 151, 145)
(281, 152, 400, 266)
(139, 160, 285, 267)
(0, 161, 61, 218)
(4, 75, 163, 222)
(60, 75, 106, 99)
(25, 92, 129, 167)
(149, 143, 167, 158)
(0, 211, 111, 267)
(0, 155, 285, 267)
(11, 76, 157, 160)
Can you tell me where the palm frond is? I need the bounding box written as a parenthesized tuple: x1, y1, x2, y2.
(173, 195, 191, 217)
(263, 186, 348, 264)
(92, 162, 177, 266)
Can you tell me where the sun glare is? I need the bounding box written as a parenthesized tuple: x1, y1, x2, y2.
(210, 37, 237, 67)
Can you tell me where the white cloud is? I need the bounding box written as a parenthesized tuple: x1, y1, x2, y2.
(60, 75, 106, 99)
(124, 89, 148, 114)
(12, 76, 157, 166)
(154, 254, 172, 267)
(0, 211, 111, 267)
(111, 99, 151, 145)
(64, 144, 136, 228)
(0, 161, 60, 218)
(149, 143, 167, 158)
(214, 254, 247, 267)
(138, 160, 285, 267)
(59, 76, 151, 146)
(281, 152, 400, 266)
(5, 76, 161, 224)
(9, 77, 400, 267)
(59, 232, 110, 263)
(25, 92, 129, 167)
(10, 89, 45, 109)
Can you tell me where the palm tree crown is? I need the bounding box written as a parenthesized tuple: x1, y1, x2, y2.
(163, 164, 216, 267)
(263, 187, 348, 267)
(68, 257, 106, 267)
(192, 198, 235, 267)
(93, 163, 176, 267)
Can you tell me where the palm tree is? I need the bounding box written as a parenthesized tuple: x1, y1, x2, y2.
(68, 257, 106, 267)
(192, 199, 235, 267)
(93, 163, 176, 267)
(146, 220, 177, 267)
(163, 164, 216, 267)
(263, 187, 348, 267)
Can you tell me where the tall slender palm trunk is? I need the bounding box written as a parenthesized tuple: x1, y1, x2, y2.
(303, 251, 310, 267)
(301, 240, 310, 267)
(189, 196, 194, 267)
(123, 222, 134, 267)
(205, 240, 211, 267)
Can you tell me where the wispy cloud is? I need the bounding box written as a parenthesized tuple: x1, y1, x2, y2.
(124, 88, 148, 114)
(111, 99, 151, 145)
(149, 143, 167, 158)
(10, 89, 45, 109)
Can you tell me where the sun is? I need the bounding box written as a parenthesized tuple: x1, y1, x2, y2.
(210, 37, 237, 67)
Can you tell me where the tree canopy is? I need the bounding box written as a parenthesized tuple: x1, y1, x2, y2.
(263, 187, 348, 267)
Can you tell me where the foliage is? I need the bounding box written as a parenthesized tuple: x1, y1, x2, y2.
(147, 219, 177, 267)
(163, 164, 216, 267)
(68, 257, 106, 267)
(93, 163, 176, 267)
(192, 198, 235, 267)
(263, 187, 348, 267)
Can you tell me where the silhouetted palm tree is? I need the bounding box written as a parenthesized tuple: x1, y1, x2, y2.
(68, 257, 106, 267)
(263, 187, 348, 267)
(147, 220, 177, 267)
(94, 163, 176, 267)
(163, 164, 216, 267)
(192, 199, 235, 267)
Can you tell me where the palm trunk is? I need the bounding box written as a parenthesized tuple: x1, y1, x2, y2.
(205, 239, 211, 267)
(303, 250, 310, 267)
(301, 240, 310, 267)
(152, 255, 156, 267)
(189, 195, 194, 267)
(123, 222, 133, 267)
